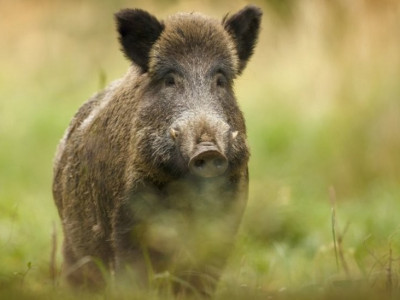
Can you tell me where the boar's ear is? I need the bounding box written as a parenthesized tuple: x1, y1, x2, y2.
(223, 5, 262, 74)
(115, 9, 164, 72)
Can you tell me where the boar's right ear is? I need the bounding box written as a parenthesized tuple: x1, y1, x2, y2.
(115, 9, 164, 72)
(223, 5, 262, 74)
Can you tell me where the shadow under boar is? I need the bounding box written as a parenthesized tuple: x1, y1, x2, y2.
(53, 5, 262, 296)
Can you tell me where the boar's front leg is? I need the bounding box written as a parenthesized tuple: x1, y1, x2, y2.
(111, 183, 164, 286)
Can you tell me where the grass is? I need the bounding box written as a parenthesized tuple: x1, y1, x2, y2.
(1, 0, 400, 298)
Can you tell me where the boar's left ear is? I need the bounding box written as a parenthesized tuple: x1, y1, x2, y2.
(115, 9, 164, 72)
(223, 5, 262, 74)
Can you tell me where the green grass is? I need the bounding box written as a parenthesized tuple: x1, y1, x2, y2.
(1, 0, 400, 298)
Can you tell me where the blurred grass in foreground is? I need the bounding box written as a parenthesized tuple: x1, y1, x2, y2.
(0, 0, 399, 298)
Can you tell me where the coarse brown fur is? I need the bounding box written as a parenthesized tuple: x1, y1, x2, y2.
(53, 5, 262, 296)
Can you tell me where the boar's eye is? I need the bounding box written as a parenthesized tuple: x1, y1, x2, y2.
(215, 72, 227, 88)
(164, 73, 176, 87)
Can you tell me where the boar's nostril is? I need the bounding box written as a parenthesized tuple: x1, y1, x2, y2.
(189, 150, 228, 178)
(194, 159, 206, 169)
(214, 158, 225, 169)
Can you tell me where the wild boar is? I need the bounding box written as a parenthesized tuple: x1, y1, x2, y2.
(53, 5, 262, 296)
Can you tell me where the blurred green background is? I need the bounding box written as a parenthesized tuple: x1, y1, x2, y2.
(1, 0, 399, 298)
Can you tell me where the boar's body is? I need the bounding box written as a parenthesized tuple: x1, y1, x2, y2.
(53, 6, 261, 295)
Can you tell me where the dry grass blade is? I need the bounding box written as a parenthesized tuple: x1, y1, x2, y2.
(50, 222, 57, 286)
(329, 186, 339, 272)
(386, 244, 392, 293)
(329, 186, 350, 278)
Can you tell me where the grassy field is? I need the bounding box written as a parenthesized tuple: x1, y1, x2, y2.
(1, 0, 399, 298)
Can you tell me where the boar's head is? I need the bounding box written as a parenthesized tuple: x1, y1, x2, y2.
(115, 6, 262, 181)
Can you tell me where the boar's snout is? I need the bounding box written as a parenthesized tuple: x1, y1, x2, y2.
(188, 142, 228, 178)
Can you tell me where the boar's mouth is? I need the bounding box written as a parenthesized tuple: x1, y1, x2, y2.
(188, 143, 228, 178)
